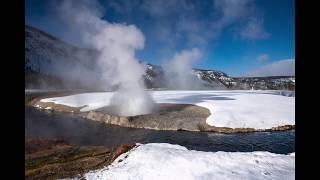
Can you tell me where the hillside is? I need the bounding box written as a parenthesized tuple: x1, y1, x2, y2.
(25, 25, 295, 90)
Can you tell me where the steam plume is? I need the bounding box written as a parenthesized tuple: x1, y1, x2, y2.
(163, 48, 204, 89)
(57, 0, 154, 116)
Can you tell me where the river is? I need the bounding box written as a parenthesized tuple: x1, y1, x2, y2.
(26, 106, 294, 154)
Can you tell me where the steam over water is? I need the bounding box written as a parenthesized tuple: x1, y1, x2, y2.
(56, 0, 154, 116)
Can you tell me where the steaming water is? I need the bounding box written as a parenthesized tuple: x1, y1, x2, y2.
(25, 106, 294, 154)
(54, 0, 155, 116)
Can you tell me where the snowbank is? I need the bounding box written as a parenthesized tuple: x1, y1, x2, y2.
(83, 143, 295, 180)
(40, 90, 295, 129)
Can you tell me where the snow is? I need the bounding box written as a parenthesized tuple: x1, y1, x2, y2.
(25, 89, 61, 93)
(41, 92, 114, 111)
(83, 143, 295, 180)
(40, 90, 295, 129)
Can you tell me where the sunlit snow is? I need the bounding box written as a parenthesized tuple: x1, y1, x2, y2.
(83, 143, 295, 180)
(40, 90, 295, 129)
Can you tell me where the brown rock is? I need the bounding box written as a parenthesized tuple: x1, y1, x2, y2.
(111, 144, 137, 162)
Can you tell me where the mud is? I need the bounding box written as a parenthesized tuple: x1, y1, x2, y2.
(25, 138, 136, 180)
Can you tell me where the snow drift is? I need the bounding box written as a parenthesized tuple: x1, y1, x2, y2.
(83, 143, 295, 180)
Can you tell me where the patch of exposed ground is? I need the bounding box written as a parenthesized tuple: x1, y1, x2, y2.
(26, 92, 294, 133)
(82, 104, 294, 133)
(90, 104, 211, 131)
(25, 138, 137, 180)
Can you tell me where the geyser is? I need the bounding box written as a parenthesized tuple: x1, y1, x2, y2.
(163, 48, 204, 89)
(57, 0, 154, 116)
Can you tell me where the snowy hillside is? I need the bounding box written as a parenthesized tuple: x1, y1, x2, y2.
(143, 64, 166, 88)
(192, 68, 234, 88)
(144, 64, 231, 89)
(144, 64, 295, 90)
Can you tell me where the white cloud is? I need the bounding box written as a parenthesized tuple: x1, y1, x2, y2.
(105, 0, 270, 49)
(257, 54, 270, 62)
(240, 18, 270, 40)
(245, 59, 295, 77)
(214, 0, 253, 25)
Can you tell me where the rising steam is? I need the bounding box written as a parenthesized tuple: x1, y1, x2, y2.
(56, 0, 154, 116)
(163, 48, 204, 89)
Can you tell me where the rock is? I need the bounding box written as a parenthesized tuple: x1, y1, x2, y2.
(111, 144, 137, 162)
(119, 116, 130, 125)
(270, 125, 295, 131)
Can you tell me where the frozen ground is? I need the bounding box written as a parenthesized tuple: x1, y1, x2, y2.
(83, 143, 295, 180)
(40, 90, 295, 129)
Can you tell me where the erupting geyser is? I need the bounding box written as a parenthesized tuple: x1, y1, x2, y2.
(57, 0, 154, 116)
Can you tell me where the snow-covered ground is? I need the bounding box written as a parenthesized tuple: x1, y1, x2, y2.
(40, 90, 295, 129)
(25, 89, 60, 93)
(83, 143, 295, 180)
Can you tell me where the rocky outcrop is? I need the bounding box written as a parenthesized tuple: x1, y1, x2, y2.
(83, 111, 131, 126)
(111, 144, 138, 162)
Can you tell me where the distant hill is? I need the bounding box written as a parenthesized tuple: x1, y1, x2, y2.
(25, 25, 295, 90)
(25, 25, 99, 89)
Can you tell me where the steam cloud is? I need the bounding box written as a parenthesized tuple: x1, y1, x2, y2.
(28, 0, 271, 92)
(56, 0, 154, 116)
(163, 48, 204, 89)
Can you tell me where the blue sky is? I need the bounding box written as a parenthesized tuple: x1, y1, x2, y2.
(26, 0, 295, 77)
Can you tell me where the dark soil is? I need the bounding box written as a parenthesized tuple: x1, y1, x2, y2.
(25, 138, 136, 180)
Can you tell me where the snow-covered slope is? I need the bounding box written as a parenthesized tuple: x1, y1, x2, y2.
(192, 68, 234, 88)
(143, 63, 295, 90)
(143, 64, 295, 90)
(83, 143, 295, 180)
(143, 64, 166, 88)
(144, 64, 230, 89)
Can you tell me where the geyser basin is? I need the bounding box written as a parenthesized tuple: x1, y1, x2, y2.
(79, 103, 293, 133)
(85, 103, 211, 132)
(37, 90, 295, 131)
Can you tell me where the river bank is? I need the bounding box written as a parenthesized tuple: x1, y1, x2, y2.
(26, 90, 295, 133)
